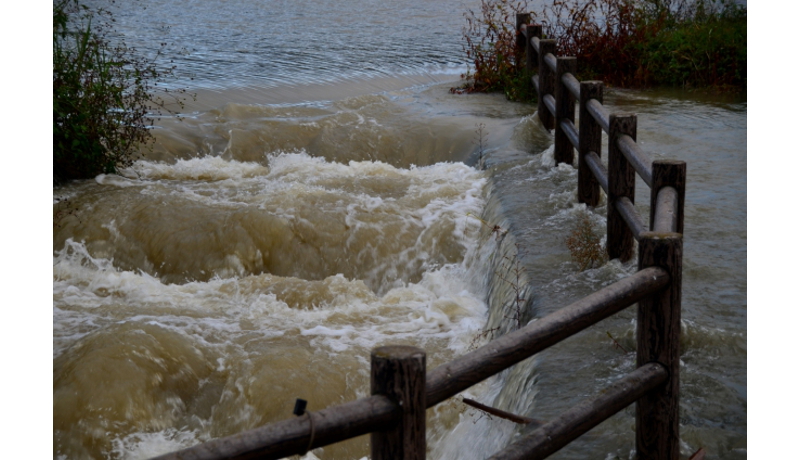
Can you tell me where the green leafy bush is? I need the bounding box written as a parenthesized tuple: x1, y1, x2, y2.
(53, 0, 188, 183)
(536, 0, 746, 89)
(455, 0, 746, 97)
(636, 1, 747, 88)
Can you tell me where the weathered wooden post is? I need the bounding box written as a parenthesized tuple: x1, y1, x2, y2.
(526, 24, 542, 75)
(650, 161, 686, 233)
(515, 13, 531, 73)
(607, 114, 637, 261)
(578, 81, 604, 206)
(371, 346, 426, 460)
(554, 57, 577, 165)
(538, 39, 556, 130)
(636, 232, 682, 460)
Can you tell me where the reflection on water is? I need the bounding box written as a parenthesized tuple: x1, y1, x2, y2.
(108, 0, 470, 91)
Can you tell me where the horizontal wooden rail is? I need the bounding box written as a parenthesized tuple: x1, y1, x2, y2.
(653, 186, 679, 233)
(560, 119, 579, 149)
(651, 160, 686, 234)
(543, 94, 556, 117)
(488, 362, 668, 460)
(425, 266, 669, 406)
(562, 72, 581, 99)
(532, 36, 540, 53)
(586, 98, 610, 133)
(544, 53, 557, 73)
(532, 74, 540, 93)
(617, 134, 654, 187)
(615, 196, 647, 240)
(585, 151, 608, 194)
(152, 395, 400, 460)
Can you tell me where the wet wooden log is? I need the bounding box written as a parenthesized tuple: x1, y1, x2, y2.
(562, 72, 580, 99)
(650, 160, 686, 234)
(488, 363, 668, 460)
(585, 151, 608, 194)
(371, 346, 426, 460)
(543, 94, 556, 119)
(526, 25, 543, 88)
(425, 267, 670, 407)
(653, 186, 679, 233)
(615, 196, 646, 240)
(607, 114, 637, 262)
(544, 53, 557, 73)
(537, 39, 556, 130)
(617, 134, 653, 187)
(515, 14, 531, 73)
(554, 57, 577, 165)
(579, 81, 604, 206)
(462, 398, 543, 426)
(586, 98, 610, 133)
(560, 119, 579, 149)
(637, 232, 683, 460)
(151, 395, 400, 460)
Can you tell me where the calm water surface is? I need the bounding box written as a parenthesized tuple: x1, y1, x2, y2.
(53, 1, 746, 458)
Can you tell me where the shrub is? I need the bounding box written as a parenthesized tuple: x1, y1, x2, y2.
(455, 0, 746, 96)
(53, 0, 189, 183)
(452, 0, 536, 102)
(564, 211, 607, 271)
(536, 0, 746, 89)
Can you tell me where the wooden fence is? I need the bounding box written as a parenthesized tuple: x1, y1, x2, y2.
(153, 15, 686, 460)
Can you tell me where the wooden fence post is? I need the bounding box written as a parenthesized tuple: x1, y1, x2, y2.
(515, 13, 531, 73)
(527, 24, 542, 74)
(538, 39, 556, 130)
(607, 114, 637, 262)
(636, 232, 682, 460)
(650, 161, 686, 233)
(555, 56, 577, 165)
(371, 346, 426, 460)
(578, 81, 604, 206)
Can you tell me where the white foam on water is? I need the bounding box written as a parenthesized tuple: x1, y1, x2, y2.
(54, 152, 497, 459)
(118, 155, 270, 181)
(110, 429, 205, 460)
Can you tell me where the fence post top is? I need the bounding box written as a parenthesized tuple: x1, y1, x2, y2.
(653, 159, 686, 167)
(372, 345, 426, 359)
(639, 231, 682, 241)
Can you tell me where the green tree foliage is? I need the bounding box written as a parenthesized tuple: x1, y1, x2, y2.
(53, 0, 189, 183)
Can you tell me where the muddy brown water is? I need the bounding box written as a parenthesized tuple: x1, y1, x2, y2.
(53, 1, 746, 458)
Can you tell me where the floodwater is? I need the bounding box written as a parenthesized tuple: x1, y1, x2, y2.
(53, 1, 746, 459)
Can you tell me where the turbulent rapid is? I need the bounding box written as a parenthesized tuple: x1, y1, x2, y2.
(53, 0, 746, 459)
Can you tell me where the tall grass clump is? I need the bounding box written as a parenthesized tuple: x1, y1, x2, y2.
(455, 0, 746, 97)
(53, 0, 189, 183)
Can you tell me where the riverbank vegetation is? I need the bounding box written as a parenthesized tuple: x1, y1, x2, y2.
(453, 0, 746, 100)
(53, 0, 189, 183)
